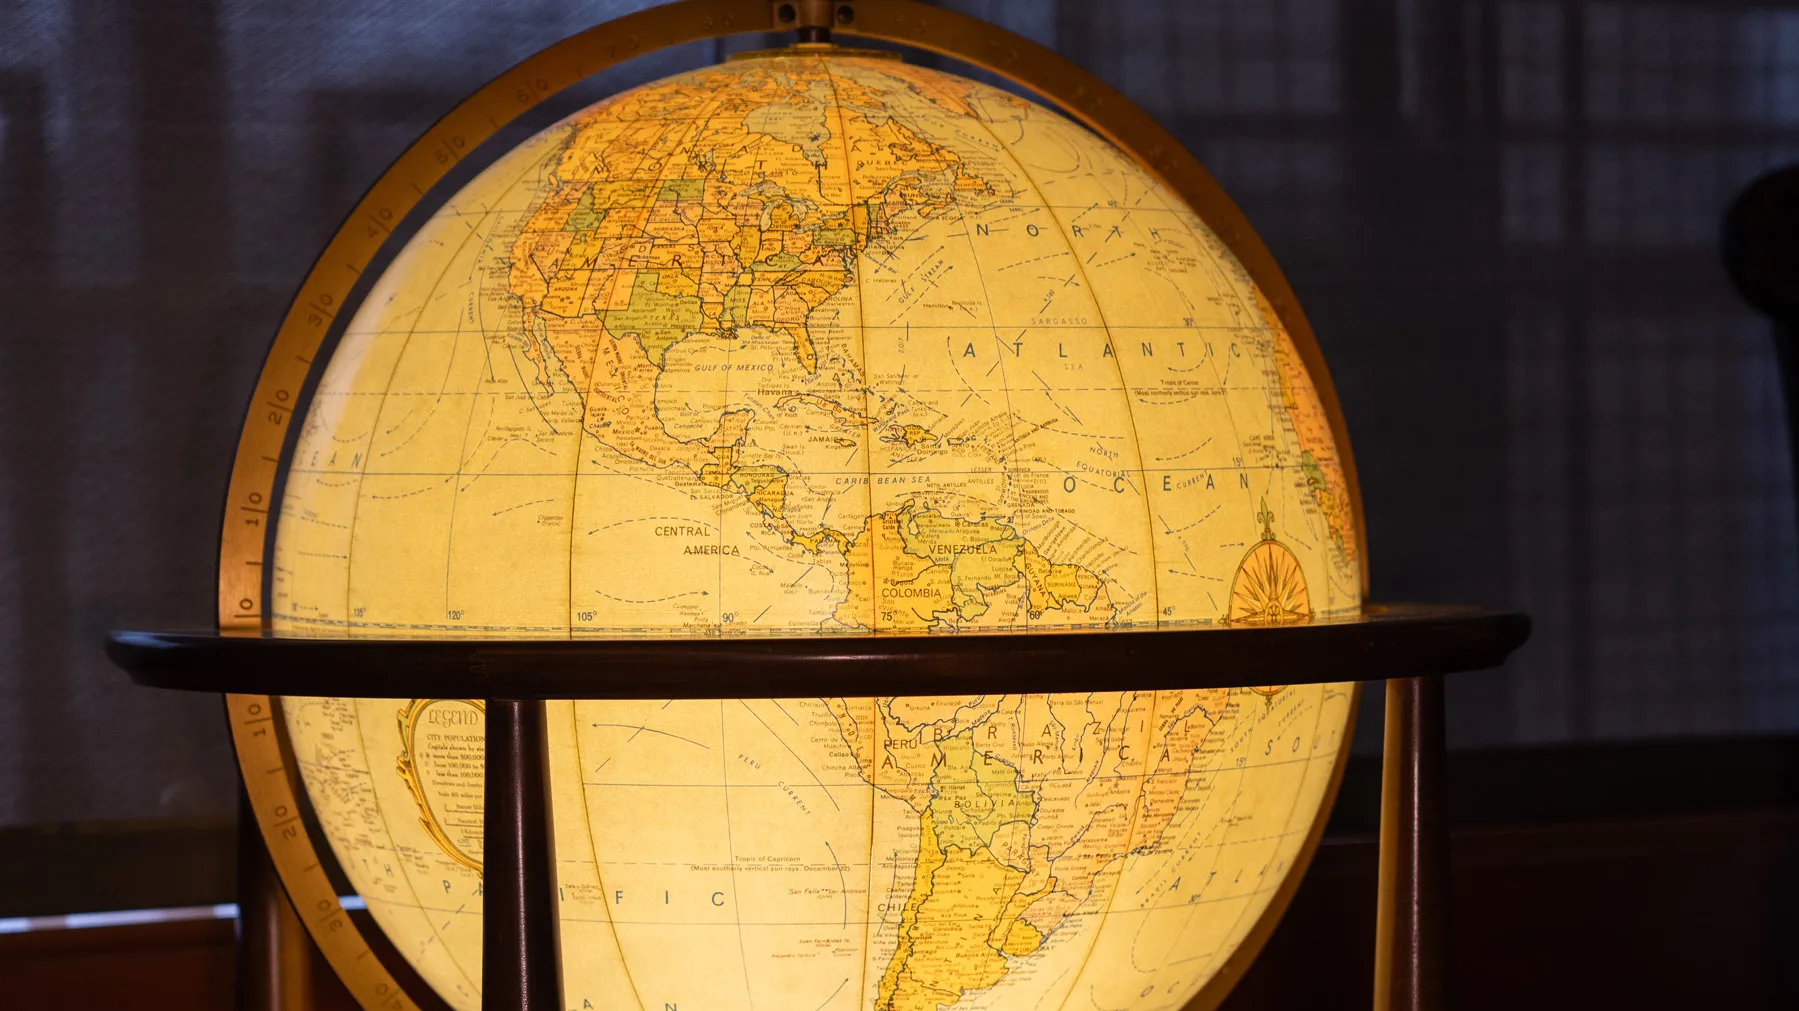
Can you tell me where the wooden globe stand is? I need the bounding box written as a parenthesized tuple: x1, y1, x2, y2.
(102, 2, 1534, 1010)
(109, 606, 1528, 1011)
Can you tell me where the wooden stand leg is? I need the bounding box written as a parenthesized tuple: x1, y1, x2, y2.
(237, 789, 313, 1011)
(1374, 676, 1449, 1011)
(483, 699, 563, 1011)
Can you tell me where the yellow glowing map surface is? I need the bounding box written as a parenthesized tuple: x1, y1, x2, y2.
(271, 53, 1361, 1011)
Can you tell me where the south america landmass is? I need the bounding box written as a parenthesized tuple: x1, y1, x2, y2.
(827, 690, 1238, 1010)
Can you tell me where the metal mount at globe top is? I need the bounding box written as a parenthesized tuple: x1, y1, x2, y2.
(102, 3, 1534, 1011)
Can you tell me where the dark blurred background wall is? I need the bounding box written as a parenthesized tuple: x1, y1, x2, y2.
(1, 0, 1796, 837)
(7, 1, 1799, 1007)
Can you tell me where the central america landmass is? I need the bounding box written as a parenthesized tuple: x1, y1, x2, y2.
(502, 57, 1118, 632)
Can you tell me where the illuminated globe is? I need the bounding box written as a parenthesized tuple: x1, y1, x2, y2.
(269, 51, 1362, 1011)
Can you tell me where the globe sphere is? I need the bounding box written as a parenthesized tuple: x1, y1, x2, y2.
(268, 51, 1361, 1011)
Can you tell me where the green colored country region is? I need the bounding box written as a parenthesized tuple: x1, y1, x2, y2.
(605, 271, 702, 366)
(929, 734, 1036, 854)
(720, 283, 752, 328)
(900, 508, 1017, 568)
(729, 465, 790, 521)
(741, 96, 831, 167)
(750, 250, 802, 272)
(563, 187, 607, 231)
(948, 538, 1025, 620)
(657, 177, 705, 202)
(1300, 449, 1327, 493)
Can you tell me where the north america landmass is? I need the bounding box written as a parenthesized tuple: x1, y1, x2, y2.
(495, 54, 1349, 635)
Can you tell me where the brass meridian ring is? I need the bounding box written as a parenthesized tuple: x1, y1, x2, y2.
(219, 3, 1366, 1009)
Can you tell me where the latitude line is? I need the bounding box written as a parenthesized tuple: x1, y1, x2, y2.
(327, 131, 559, 640)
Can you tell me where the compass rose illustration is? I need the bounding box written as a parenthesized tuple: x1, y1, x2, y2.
(1225, 499, 1311, 626)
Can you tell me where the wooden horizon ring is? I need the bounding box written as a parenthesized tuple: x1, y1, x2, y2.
(216, 3, 1374, 1010)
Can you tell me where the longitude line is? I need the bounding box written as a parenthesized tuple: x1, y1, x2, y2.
(440, 200, 520, 618)
(719, 700, 758, 1010)
(565, 83, 727, 638)
(937, 116, 1030, 632)
(820, 57, 880, 635)
(1182, 689, 1336, 993)
(334, 135, 560, 638)
(562, 111, 639, 640)
(1126, 137, 1311, 605)
(819, 59, 885, 1011)
(1193, 696, 1276, 984)
(289, 139, 564, 1005)
(1050, 691, 1164, 1011)
(327, 218, 475, 631)
(553, 80, 732, 1011)
(345, 700, 481, 998)
(963, 99, 1165, 627)
(863, 697, 885, 1009)
(570, 699, 651, 1011)
(563, 75, 743, 1009)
